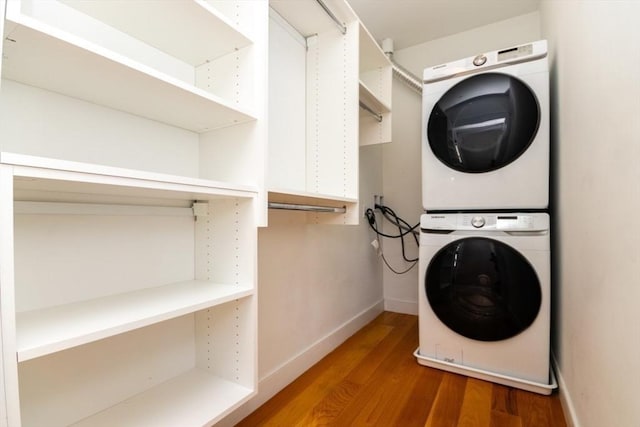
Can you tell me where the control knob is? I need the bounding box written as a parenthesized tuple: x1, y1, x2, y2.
(471, 216, 485, 228)
(473, 54, 487, 66)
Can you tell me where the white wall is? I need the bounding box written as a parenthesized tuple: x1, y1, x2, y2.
(221, 144, 384, 425)
(382, 12, 542, 314)
(541, 2, 640, 426)
(258, 144, 384, 377)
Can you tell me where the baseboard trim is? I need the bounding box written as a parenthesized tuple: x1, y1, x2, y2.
(217, 299, 385, 426)
(551, 352, 580, 427)
(384, 298, 418, 315)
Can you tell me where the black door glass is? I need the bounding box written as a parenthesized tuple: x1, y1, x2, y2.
(427, 73, 540, 173)
(426, 237, 541, 341)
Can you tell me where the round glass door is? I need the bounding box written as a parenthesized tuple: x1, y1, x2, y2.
(427, 73, 540, 173)
(426, 237, 541, 341)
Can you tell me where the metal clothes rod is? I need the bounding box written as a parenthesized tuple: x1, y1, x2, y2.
(359, 101, 383, 122)
(315, 0, 347, 34)
(268, 202, 347, 214)
(14, 201, 194, 216)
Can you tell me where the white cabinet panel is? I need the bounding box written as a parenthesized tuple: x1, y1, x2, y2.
(268, 10, 306, 193)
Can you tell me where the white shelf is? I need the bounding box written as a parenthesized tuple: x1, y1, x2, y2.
(359, 22, 390, 72)
(358, 23, 391, 116)
(270, 0, 340, 37)
(17, 280, 253, 362)
(58, 0, 253, 66)
(359, 80, 391, 115)
(3, 0, 256, 132)
(2, 152, 258, 203)
(268, 188, 359, 223)
(70, 368, 254, 427)
(269, 188, 358, 206)
(357, 22, 392, 146)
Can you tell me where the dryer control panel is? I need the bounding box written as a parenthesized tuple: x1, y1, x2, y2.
(421, 213, 549, 232)
(423, 39, 547, 83)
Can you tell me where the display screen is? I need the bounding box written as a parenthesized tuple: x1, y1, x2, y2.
(497, 44, 533, 61)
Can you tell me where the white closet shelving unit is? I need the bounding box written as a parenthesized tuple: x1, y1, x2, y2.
(0, 0, 267, 425)
(268, 0, 392, 224)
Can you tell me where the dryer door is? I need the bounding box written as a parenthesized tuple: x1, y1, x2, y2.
(425, 237, 541, 341)
(427, 73, 540, 173)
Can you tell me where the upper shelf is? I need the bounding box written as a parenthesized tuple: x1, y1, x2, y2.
(270, 0, 357, 37)
(1, 152, 258, 204)
(358, 23, 392, 116)
(57, 0, 253, 66)
(2, 0, 256, 132)
(359, 22, 391, 72)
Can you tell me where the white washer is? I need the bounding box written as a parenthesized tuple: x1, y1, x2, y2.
(422, 40, 549, 211)
(415, 212, 556, 394)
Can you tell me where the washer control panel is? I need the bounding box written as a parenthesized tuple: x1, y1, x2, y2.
(422, 213, 548, 232)
(461, 214, 534, 230)
(495, 215, 534, 230)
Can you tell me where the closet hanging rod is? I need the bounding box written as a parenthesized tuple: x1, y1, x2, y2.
(315, 0, 347, 34)
(359, 102, 383, 122)
(268, 202, 347, 213)
(13, 201, 193, 216)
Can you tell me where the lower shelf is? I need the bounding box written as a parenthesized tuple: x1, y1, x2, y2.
(18, 304, 256, 427)
(70, 368, 255, 427)
(267, 189, 359, 225)
(17, 280, 253, 361)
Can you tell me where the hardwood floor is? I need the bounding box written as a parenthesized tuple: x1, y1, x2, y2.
(236, 312, 566, 427)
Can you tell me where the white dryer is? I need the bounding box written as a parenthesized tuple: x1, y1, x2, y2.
(415, 212, 556, 394)
(422, 40, 549, 211)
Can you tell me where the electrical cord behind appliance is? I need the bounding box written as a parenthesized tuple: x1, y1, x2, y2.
(365, 203, 419, 274)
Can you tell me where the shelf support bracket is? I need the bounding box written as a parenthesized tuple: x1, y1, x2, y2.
(192, 202, 209, 218)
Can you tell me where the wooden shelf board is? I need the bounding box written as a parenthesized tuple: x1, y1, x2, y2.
(70, 368, 255, 427)
(17, 280, 253, 362)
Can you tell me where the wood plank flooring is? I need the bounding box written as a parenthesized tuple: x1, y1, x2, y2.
(236, 312, 566, 427)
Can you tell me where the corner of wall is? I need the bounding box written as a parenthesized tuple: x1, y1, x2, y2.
(552, 352, 580, 427)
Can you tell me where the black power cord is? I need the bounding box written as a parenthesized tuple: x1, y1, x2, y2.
(365, 203, 419, 274)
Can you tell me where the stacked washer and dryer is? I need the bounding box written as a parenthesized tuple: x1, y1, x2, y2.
(415, 40, 557, 394)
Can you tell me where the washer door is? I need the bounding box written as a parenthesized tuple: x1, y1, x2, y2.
(426, 237, 541, 341)
(427, 73, 540, 173)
